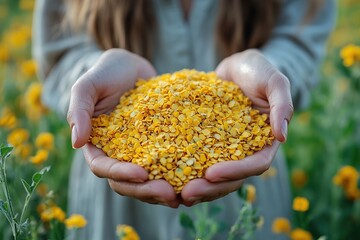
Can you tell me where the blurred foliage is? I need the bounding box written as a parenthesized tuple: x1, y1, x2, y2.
(0, 0, 360, 239)
(0, 0, 74, 239)
(284, 0, 360, 239)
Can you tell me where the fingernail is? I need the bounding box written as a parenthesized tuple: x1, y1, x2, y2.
(71, 125, 78, 148)
(281, 119, 288, 142)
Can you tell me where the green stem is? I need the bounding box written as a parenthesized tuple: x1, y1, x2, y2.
(19, 195, 31, 226)
(228, 211, 242, 240)
(50, 220, 62, 240)
(0, 159, 18, 240)
(228, 201, 249, 240)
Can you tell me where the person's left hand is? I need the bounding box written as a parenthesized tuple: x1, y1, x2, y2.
(67, 49, 180, 208)
(181, 49, 293, 206)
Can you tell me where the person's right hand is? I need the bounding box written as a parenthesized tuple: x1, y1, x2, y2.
(67, 49, 180, 208)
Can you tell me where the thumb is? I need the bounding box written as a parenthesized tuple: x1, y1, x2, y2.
(67, 72, 97, 149)
(267, 71, 294, 142)
(215, 57, 231, 80)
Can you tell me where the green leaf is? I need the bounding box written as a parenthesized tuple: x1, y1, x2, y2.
(0, 144, 13, 159)
(31, 166, 50, 187)
(21, 179, 32, 195)
(237, 185, 247, 200)
(179, 212, 195, 232)
(0, 200, 7, 211)
(0, 200, 11, 222)
(31, 173, 42, 186)
(0, 200, 9, 211)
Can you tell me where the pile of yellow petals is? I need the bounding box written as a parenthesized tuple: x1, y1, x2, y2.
(91, 69, 274, 193)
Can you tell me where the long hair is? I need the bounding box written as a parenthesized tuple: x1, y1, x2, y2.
(65, 0, 154, 58)
(64, 0, 318, 60)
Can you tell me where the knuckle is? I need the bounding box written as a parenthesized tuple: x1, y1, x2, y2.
(108, 179, 125, 196)
(288, 102, 295, 119)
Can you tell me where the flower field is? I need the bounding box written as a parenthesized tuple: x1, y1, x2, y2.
(1, 0, 360, 239)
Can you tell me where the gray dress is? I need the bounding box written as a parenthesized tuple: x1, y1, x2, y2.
(32, 0, 336, 239)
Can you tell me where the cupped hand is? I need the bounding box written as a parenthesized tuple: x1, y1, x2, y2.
(67, 49, 180, 208)
(82, 143, 180, 208)
(181, 49, 293, 206)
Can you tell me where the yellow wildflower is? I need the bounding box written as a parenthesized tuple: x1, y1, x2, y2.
(290, 228, 313, 240)
(0, 108, 17, 129)
(19, 0, 35, 11)
(333, 165, 359, 190)
(24, 82, 47, 121)
(291, 169, 308, 188)
(333, 166, 360, 200)
(14, 143, 32, 159)
(116, 224, 140, 240)
(35, 132, 54, 150)
(30, 149, 49, 165)
(64, 214, 87, 229)
(272, 217, 291, 234)
(40, 206, 66, 222)
(4, 25, 32, 49)
(20, 59, 37, 78)
(245, 184, 256, 203)
(292, 197, 309, 212)
(25, 82, 43, 104)
(7, 128, 29, 147)
(0, 43, 10, 62)
(340, 44, 360, 67)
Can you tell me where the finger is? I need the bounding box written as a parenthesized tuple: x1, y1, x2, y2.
(108, 179, 180, 208)
(181, 178, 243, 206)
(82, 143, 148, 182)
(67, 73, 97, 148)
(205, 140, 281, 182)
(134, 55, 157, 80)
(267, 72, 294, 142)
(215, 57, 231, 80)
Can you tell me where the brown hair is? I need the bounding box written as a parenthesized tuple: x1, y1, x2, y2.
(65, 0, 154, 58)
(64, 0, 320, 60)
(216, 0, 281, 58)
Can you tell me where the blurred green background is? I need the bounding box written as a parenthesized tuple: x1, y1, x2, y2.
(1, 0, 360, 239)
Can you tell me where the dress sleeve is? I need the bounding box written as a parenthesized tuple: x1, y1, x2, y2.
(32, 0, 103, 116)
(261, 0, 336, 109)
